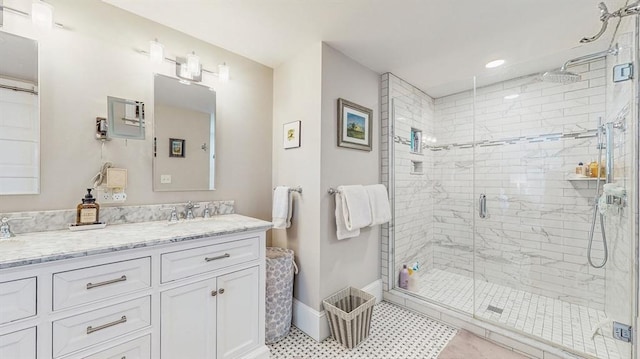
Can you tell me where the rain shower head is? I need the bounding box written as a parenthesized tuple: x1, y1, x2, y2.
(541, 69, 582, 84)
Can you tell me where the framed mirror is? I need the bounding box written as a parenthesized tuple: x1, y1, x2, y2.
(153, 74, 216, 191)
(0, 32, 39, 195)
(107, 96, 145, 139)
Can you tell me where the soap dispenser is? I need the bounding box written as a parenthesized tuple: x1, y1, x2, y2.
(76, 189, 100, 225)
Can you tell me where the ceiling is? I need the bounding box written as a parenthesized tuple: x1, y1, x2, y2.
(103, 0, 627, 98)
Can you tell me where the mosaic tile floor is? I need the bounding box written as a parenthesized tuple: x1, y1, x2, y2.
(413, 269, 626, 359)
(268, 301, 457, 359)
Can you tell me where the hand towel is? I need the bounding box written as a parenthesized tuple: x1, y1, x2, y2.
(335, 193, 360, 240)
(338, 185, 372, 230)
(272, 186, 292, 229)
(365, 184, 391, 226)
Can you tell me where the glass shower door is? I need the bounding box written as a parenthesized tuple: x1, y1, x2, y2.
(471, 34, 637, 359)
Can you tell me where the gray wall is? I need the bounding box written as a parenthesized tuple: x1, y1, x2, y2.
(0, 0, 273, 222)
(272, 42, 380, 311)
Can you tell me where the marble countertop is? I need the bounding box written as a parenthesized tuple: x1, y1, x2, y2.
(0, 214, 272, 270)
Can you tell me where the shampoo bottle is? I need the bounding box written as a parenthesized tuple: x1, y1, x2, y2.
(398, 264, 409, 289)
(76, 189, 100, 225)
(589, 160, 599, 178)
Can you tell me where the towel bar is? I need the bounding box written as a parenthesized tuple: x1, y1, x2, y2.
(327, 187, 340, 195)
(273, 186, 302, 194)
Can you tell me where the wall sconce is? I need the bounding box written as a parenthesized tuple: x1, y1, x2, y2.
(0, 0, 62, 29)
(138, 39, 230, 83)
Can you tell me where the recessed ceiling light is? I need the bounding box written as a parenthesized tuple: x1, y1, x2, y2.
(504, 94, 519, 100)
(485, 59, 505, 68)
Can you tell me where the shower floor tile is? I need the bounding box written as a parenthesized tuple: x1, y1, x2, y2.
(412, 269, 625, 359)
(268, 301, 457, 358)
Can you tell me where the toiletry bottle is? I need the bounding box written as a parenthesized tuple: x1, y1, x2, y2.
(76, 189, 100, 225)
(589, 160, 599, 178)
(399, 264, 409, 289)
(575, 162, 584, 175)
(582, 163, 589, 176)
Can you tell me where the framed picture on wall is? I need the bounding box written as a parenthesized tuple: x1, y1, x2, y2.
(169, 138, 185, 157)
(283, 120, 301, 149)
(337, 98, 372, 151)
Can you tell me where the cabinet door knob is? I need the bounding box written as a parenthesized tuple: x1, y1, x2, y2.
(211, 290, 217, 296)
(218, 288, 225, 294)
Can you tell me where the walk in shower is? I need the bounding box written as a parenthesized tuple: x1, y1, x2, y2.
(382, 13, 638, 359)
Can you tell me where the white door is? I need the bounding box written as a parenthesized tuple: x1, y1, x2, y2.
(0, 87, 39, 194)
(161, 279, 216, 359)
(216, 266, 259, 359)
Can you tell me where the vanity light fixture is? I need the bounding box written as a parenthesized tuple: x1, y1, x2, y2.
(0, 0, 63, 28)
(31, 0, 53, 29)
(149, 39, 165, 64)
(187, 51, 201, 77)
(485, 59, 505, 68)
(138, 41, 230, 83)
(218, 63, 230, 82)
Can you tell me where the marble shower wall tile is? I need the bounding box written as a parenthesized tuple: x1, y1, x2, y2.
(2, 201, 235, 234)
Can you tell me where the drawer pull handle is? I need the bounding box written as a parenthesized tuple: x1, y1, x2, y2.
(205, 253, 230, 262)
(218, 288, 225, 294)
(86, 275, 127, 289)
(211, 290, 217, 296)
(86, 315, 127, 334)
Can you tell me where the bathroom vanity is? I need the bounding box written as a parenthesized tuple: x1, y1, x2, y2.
(0, 214, 272, 359)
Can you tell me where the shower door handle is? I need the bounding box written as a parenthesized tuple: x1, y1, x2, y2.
(478, 194, 487, 219)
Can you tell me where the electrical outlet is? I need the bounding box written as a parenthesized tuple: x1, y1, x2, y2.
(112, 191, 127, 202)
(160, 175, 172, 184)
(96, 188, 118, 203)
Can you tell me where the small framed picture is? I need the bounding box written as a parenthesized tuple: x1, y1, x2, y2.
(283, 120, 301, 149)
(337, 98, 372, 151)
(169, 138, 185, 157)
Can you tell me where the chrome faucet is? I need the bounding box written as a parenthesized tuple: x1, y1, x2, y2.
(203, 203, 212, 218)
(163, 207, 179, 223)
(0, 216, 30, 239)
(184, 201, 200, 220)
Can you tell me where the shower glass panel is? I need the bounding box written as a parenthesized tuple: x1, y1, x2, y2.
(471, 41, 636, 359)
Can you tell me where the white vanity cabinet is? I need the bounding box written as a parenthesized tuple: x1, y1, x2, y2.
(0, 216, 270, 359)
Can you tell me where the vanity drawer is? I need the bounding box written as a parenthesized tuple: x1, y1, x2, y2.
(0, 277, 37, 325)
(161, 237, 259, 282)
(52, 296, 151, 358)
(82, 335, 150, 359)
(0, 327, 36, 359)
(53, 257, 151, 310)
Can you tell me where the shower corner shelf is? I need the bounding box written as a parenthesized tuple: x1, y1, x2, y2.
(566, 176, 602, 181)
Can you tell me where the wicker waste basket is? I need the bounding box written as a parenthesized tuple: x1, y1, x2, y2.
(322, 287, 375, 349)
(265, 247, 297, 344)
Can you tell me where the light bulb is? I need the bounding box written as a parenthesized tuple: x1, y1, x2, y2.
(31, 1, 53, 29)
(218, 63, 230, 82)
(149, 39, 164, 64)
(187, 52, 201, 77)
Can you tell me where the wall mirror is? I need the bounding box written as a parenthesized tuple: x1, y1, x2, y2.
(153, 74, 216, 191)
(107, 96, 145, 139)
(0, 32, 39, 195)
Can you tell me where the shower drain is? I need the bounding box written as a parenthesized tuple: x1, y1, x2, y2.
(487, 305, 504, 314)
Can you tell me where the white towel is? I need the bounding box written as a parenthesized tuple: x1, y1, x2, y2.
(335, 193, 360, 240)
(338, 185, 372, 230)
(272, 186, 292, 229)
(365, 184, 391, 226)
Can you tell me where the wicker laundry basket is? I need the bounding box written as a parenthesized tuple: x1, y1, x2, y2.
(265, 247, 296, 344)
(322, 287, 375, 349)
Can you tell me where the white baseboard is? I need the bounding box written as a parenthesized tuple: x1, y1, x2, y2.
(292, 278, 383, 342)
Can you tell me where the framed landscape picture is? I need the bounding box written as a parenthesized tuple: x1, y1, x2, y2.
(337, 98, 372, 151)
